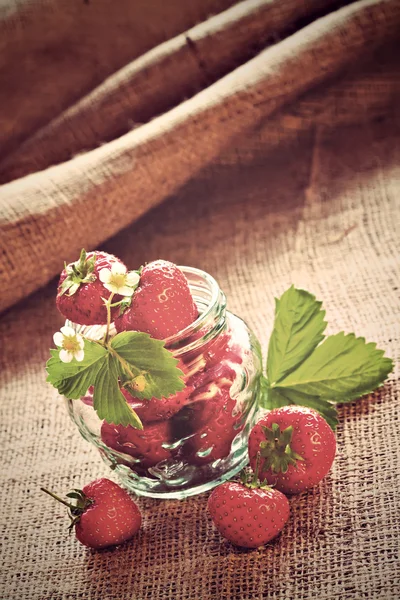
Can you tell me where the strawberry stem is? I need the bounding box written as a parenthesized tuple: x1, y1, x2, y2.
(107, 344, 140, 380)
(252, 453, 261, 486)
(40, 487, 75, 510)
(103, 292, 115, 345)
(109, 300, 124, 308)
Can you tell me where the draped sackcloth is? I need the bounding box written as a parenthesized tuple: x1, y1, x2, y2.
(0, 1, 399, 599)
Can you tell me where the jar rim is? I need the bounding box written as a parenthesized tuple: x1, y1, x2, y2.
(163, 265, 221, 347)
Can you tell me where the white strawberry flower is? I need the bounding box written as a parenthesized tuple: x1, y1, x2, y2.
(98, 263, 140, 297)
(53, 326, 85, 363)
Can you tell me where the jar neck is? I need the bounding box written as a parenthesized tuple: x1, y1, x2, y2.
(164, 267, 227, 359)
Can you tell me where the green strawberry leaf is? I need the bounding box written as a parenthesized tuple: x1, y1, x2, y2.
(276, 332, 393, 402)
(47, 330, 184, 427)
(267, 285, 327, 385)
(46, 340, 107, 399)
(92, 353, 143, 429)
(262, 387, 292, 410)
(265, 286, 393, 429)
(261, 384, 338, 430)
(258, 375, 271, 408)
(274, 386, 338, 430)
(111, 331, 185, 400)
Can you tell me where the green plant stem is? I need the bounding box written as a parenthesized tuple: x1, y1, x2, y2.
(252, 453, 262, 486)
(103, 293, 115, 345)
(109, 300, 124, 308)
(40, 487, 74, 510)
(107, 344, 140, 380)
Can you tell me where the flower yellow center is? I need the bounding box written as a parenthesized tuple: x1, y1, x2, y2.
(63, 336, 80, 353)
(111, 273, 127, 289)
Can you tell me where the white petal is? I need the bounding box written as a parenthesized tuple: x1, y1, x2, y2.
(76, 334, 84, 350)
(102, 282, 118, 293)
(74, 349, 85, 362)
(111, 262, 127, 275)
(126, 271, 140, 286)
(53, 332, 64, 346)
(59, 349, 73, 363)
(60, 325, 75, 336)
(98, 268, 112, 283)
(118, 285, 135, 297)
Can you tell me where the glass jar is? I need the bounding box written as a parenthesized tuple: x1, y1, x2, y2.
(66, 266, 262, 499)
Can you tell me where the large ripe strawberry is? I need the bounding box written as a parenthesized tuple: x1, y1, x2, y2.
(56, 249, 132, 325)
(114, 260, 198, 339)
(182, 388, 244, 465)
(101, 419, 172, 468)
(207, 473, 290, 548)
(248, 406, 336, 494)
(41, 478, 142, 549)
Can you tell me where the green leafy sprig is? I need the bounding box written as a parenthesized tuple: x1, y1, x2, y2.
(261, 286, 393, 429)
(46, 295, 184, 428)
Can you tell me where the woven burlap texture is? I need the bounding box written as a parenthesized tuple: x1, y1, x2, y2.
(1, 0, 400, 315)
(0, 0, 399, 599)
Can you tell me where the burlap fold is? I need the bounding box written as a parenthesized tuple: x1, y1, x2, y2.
(1, 0, 399, 315)
(0, 0, 347, 183)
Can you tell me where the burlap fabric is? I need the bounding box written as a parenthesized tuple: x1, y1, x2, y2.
(0, 0, 399, 598)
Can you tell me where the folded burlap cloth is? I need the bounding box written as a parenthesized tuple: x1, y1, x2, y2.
(0, 0, 399, 599)
(0, 0, 398, 313)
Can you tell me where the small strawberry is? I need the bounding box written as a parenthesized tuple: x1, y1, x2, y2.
(207, 467, 290, 548)
(182, 388, 244, 465)
(122, 385, 194, 424)
(182, 328, 243, 373)
(189, 360, 238, 394)
(248, 406, 336, 494)
(201, 329, 243, 369)
(177, 327, 241, 397)
(41, 478, 142, 549)
(101, 419, 172, 468)
(170, 389, 222, 441)
(56, 249, 139, 325)
(114, 260, 198, 339)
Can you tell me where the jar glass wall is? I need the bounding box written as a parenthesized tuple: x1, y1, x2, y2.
(66, 267, 262, 499)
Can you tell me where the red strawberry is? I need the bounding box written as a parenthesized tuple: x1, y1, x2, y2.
(183, 388, 244, 465)
(182, 329, 242, 395)
(189, 360, 238, 393)
(207, 475, 290, 548)
(201, 329, 243, 369)
(248, 406, 336, 494)
(57, 249, 132, 325)
(115, 260, 198, 339)
(121, 385, 195, 424)
(41, 478, 141, 549)
(101, 419, 172, 468)
(182, 328, 243, 373)
(170, 386, 224, 441)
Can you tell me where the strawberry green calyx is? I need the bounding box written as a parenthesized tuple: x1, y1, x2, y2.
(239, 453, 271, 490)
(40, 487, 93, 531)
(258, 423, 304, 474)
(60, 249, 96, 297)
